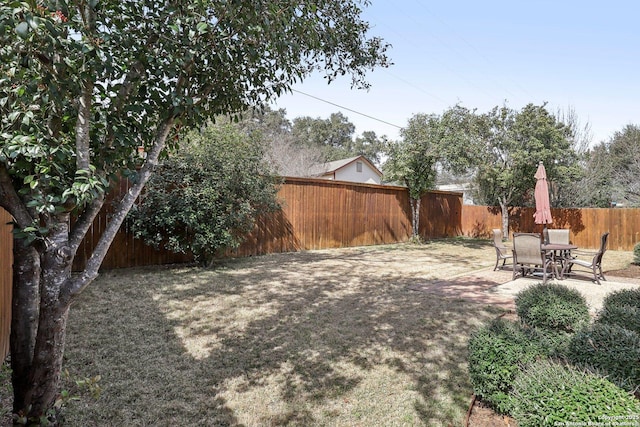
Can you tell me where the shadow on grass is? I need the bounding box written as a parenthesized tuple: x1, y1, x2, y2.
(61, 243, 500, 426)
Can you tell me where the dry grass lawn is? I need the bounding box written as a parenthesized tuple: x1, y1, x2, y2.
(3, 239, 636, 426)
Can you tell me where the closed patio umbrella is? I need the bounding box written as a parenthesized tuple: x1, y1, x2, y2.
(533, 161, 553, 240)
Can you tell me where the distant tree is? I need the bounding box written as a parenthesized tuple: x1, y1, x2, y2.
(291, 112, 355, 161)
(383, 114, 440, 239)
(290, 112, 386, 165)
(0, 0, 388, 420)
(351, 130, 387, 166)
(129, 123, 280, 266)
(567, 141, 614, 207)
(609, 125, 640, 206)
(228, 107, 325, 176)
(550, 106, 594, 208)
(473, 104, 579, 236)
(553, 124, 640, 208)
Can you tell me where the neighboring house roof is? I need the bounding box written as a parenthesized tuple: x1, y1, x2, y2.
(309, 155, 382, 179)
(436, 182, 475, 204)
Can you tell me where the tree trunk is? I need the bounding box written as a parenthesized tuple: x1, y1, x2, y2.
(410, 197, 421, 239)
(10, 240, 40, 414)
(500, 200, 509, 240)
(12, 215, 73, 423)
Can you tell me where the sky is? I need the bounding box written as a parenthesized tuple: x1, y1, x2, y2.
(271, 1, 639, 146)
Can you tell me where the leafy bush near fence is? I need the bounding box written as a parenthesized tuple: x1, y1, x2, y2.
(633, 241, 640, 265)
(510, 359, 640, 427)
(515, 283, 589, 333)
(467, 318, 545, 414)
(567, 322, 640, 392)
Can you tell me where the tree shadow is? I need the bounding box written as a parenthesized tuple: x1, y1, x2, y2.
(62, 247, 499, 426)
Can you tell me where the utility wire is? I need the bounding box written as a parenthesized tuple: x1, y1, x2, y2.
(291, 89, 403, 129)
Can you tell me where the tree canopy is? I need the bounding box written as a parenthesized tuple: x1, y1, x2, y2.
(575, 124, 640, 207)
(0, 0, 389, 421)
(290, 112, 386, 164)
(387, 104, 583, 238)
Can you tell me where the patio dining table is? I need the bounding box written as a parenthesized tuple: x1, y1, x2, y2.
(541, 243, 578, 279)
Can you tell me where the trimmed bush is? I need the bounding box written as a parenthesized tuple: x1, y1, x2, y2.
(603, 287, 640, 309)
(510, 359, 640, 427)
(597, 288, 640, 334)
(531, 328, 573, 358)
(598, 305, 640, 335)
(515, 283, 589, 332)
(567, 322, 640, 392)
(467, 318, 545, 413)
(633, 241, 640, 265)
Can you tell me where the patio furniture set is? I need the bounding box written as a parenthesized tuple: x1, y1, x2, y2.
(492, 228, 610, 285)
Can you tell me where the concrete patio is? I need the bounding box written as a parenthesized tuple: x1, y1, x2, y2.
(414, 265, 640, 314)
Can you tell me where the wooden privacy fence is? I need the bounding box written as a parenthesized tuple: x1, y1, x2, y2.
(74, 177, 462, 267)
(461, 205, 640, 251)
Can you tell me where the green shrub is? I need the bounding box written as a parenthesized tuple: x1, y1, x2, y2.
(567, 322, 640, 391)
(603, 287, 640, 309)
(515, 283, 589, 332)
(510, 359, 640, 427)
(598, 305, 640, 335)
(597, 288, 640, 334)
(633, 241, 640, 265)
(467, 318, 545, 414)
(530, 328, 573, 358)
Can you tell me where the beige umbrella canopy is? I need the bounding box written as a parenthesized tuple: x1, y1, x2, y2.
(533, 162, 553, 238)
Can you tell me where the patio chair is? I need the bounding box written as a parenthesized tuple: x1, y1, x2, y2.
(545, 228, 572, 265)
(546, 229, 570, 245)
(561, 232, 609, 285)
(512, 232, 554, 284)
(492, 228, 512, 271)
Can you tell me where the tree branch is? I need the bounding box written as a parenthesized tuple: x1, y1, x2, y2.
(61, 115, 175, 303)
(67, 193, 105, 260)
(0, 163, 33, 228)
(75, 81, 94, 171)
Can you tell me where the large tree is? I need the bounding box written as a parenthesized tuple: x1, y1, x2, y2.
(473, 104, 580, 236)
(0, 0, 388, 422)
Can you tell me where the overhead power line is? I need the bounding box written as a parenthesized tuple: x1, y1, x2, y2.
(291, 89, 403, 129)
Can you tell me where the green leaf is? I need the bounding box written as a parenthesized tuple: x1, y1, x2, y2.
(196, 22, 208, 34)
(15, 21, 29, 39)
